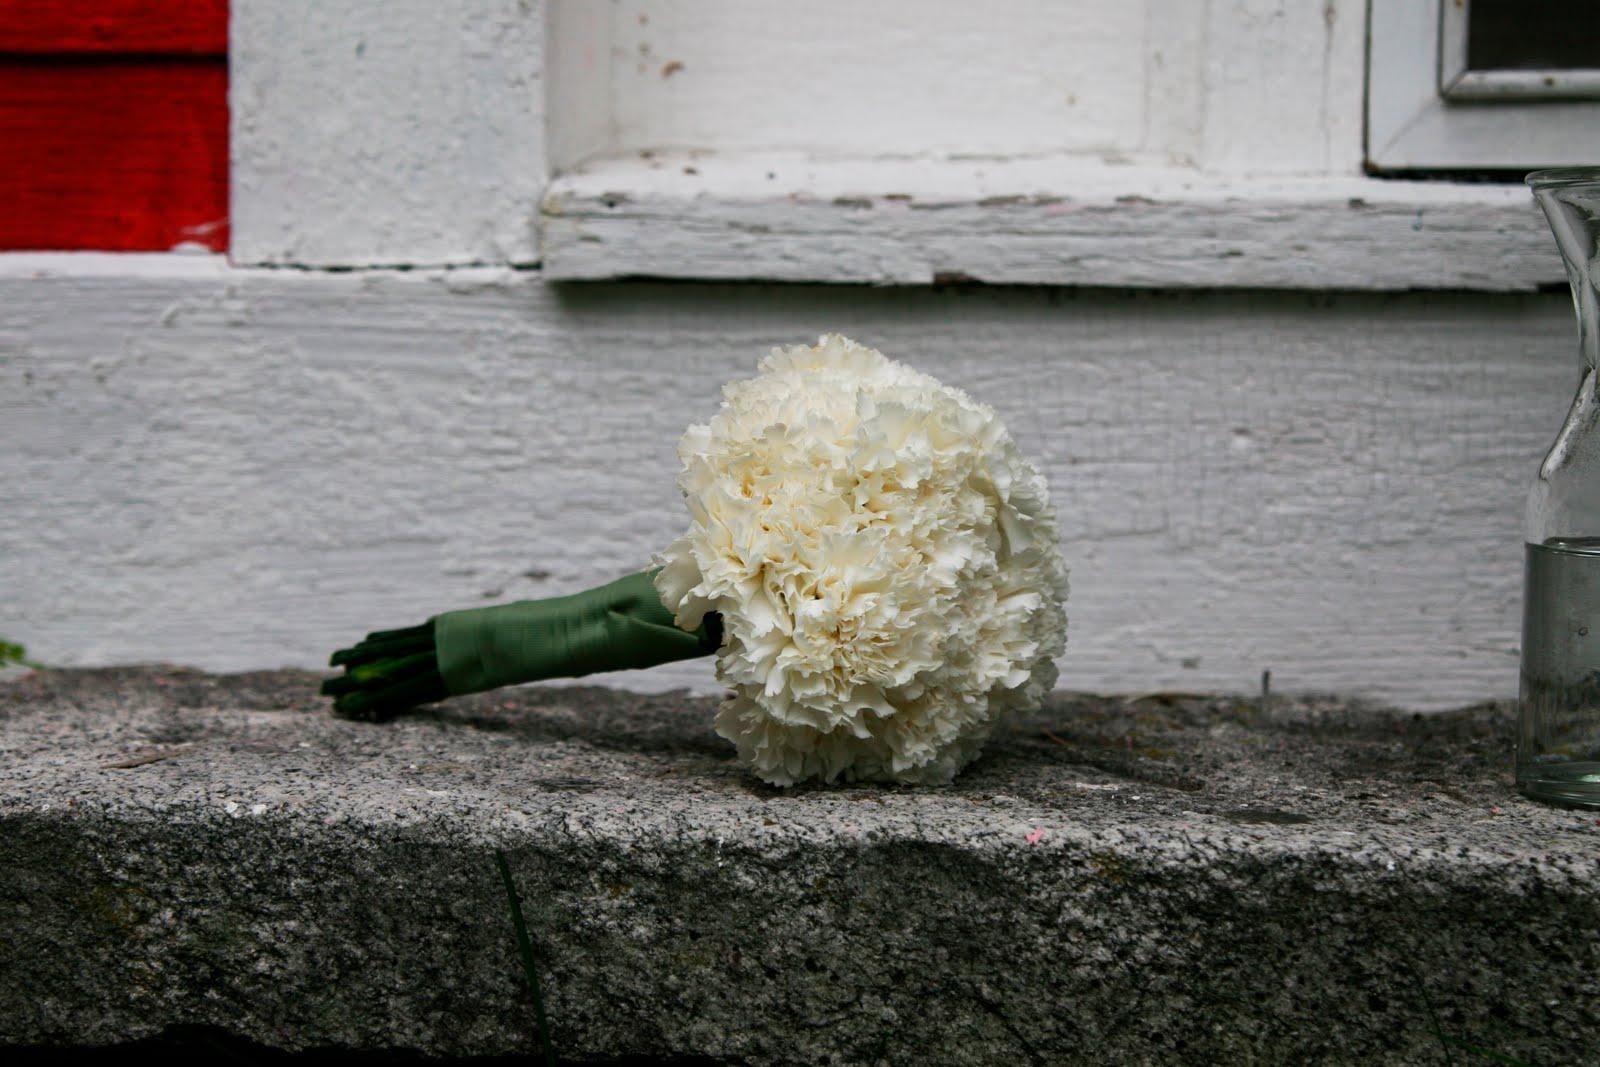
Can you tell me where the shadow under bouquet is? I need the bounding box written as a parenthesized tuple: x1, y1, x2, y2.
(324, 335, 1068, 785)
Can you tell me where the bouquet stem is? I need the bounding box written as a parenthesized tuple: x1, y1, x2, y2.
(323, 569, 719, 721)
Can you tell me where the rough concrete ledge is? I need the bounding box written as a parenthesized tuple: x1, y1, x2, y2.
(2, 667, 1596, 1065)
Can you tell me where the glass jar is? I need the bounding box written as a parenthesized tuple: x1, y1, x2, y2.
(1520, 168, 1600, 807)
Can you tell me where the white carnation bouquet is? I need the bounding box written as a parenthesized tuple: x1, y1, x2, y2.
(325, 335, 1068, 785)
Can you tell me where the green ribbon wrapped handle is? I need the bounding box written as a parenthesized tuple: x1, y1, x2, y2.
(323, 569, 719, 720)
(435, 569, 718, 695)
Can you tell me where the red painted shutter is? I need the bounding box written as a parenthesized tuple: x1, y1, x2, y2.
(0, 0, 228, 252)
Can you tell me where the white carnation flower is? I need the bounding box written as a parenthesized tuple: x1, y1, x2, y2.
(654, 334, 1069, 785)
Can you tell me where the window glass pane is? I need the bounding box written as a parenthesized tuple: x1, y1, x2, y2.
(1467, 0, 1600, 71)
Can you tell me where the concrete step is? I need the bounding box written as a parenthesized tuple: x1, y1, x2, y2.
(2, 667, 1595, 1064)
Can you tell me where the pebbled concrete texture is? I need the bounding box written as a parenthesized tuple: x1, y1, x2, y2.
(1, 667, 1597, 1064)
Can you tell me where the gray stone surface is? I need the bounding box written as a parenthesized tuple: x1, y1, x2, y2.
(1, 667, 1597, 1065)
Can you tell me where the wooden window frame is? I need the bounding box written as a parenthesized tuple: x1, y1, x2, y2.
(1438, 0, 1600, 102)
(1368, 0, 1600, 171)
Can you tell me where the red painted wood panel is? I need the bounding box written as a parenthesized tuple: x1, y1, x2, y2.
(0, 0, 226, 55)
(0, 60, 228, 251)
(0, 0, 228, 252)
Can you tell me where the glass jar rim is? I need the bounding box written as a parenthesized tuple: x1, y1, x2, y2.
(1527, 167, 1600, 190)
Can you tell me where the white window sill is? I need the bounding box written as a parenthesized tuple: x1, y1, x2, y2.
(539, 151, 1557, 291)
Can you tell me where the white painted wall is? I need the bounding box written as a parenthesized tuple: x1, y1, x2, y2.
(1, 1, 1581, 711)
(0, 260, 1571, 709)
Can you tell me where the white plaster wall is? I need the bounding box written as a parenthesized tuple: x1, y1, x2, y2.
(0, 262, 1570, 708)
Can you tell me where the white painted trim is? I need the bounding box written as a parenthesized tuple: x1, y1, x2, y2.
(0, 253, 234, 280)
(544, 0, 612, 173)
(1439, 0, 1600, 101)
(1369, 0, 1600, 170)
(539, 151, 1557, 290)
(1444, 70, 1600, 102)
(0, 253, 532, 289)
(1196, 0, 1367, 176)
(551, 1, 1366, 178)
(1437, 0, 1469, 98)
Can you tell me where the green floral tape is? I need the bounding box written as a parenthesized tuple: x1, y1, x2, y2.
(433, 569, 717, 697)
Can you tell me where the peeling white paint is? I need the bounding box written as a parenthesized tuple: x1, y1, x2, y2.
(541, 152, 1559, 289)
(0, 265, 1570, 708)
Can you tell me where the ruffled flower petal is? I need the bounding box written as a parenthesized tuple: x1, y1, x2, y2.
(655, 334, 1069, 785)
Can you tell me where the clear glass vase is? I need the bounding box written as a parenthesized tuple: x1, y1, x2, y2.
(1520, 168, 1600, 807)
